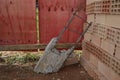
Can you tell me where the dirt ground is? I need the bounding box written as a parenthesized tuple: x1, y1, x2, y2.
(0, 63, 93, 80)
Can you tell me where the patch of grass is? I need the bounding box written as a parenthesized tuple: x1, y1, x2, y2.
(74, 50, 82, 58)
(5, 53, 41, 64)
(24, 53, 40, 62)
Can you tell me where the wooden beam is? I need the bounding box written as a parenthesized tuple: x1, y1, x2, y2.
(0, 43, 82, 51)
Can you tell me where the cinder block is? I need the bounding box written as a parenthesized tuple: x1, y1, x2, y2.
(98, 61, 110, 80)
(98, 61, 120, 80)
(84, 33, 92, 41)
(116, 29, 120, 47)
(109, 67, 120, 80)
(89, 54, 99, 69)
(87, 0, 99, 5)
(101, 0, 110, 14)
(80, 56, 108, 80)
(106, 27, 116, 44)
(94, 1, 102, 14)
(84, 40, 120, 75)
(110, 0, 120, 15)
(82, 42, 90, 61)
(82, 49, 90, 61)
(87, 14, 95, 23)
(95, 15, 120, 28)
(92, 23, 99, 35)
(101, 39, 115, 56)
(91, 35, 101, 47)
(115, 46, 120, 60)
(64, 53, 79, 66)
(106, 15, 120, 28)
(95, 14, 106, 24)
(86, 3, 94, 14)
(98, 24, 107, 39)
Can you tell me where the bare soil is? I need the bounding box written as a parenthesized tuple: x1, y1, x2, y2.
(0, 63, 93, 80)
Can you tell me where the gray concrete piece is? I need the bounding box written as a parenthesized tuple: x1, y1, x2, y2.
(34, 38, 75, 74)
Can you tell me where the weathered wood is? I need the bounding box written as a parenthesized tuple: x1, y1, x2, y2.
(0, 43, 82, 51)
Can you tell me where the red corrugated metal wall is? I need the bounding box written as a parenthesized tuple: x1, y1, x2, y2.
(0, 0, 86, 46)
(39, 0, 86, 44)
(0, 0, 37, 45)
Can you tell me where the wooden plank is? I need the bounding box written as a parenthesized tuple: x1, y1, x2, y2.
(0, 43, 82, 51)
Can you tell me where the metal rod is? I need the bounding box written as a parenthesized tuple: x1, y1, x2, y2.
(75, 14, 90, 24)
(68, 28, 82, 35)
(67, 22, 92, 56)
(76, 22, 92, 43)
(57, 7, 83, 41)
(57, 10, 78, 41)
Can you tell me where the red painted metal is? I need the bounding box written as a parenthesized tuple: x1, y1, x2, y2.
(0, 0, 37, 45)
(39, 0, 69, 44)
(39, 0, 86, 44)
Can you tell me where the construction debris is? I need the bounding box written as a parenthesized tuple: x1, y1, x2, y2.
(34, 38, 75, 73)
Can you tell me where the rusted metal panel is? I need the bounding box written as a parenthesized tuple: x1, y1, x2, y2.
(0, 0, 37, 45)
(39, 0, 86, 44)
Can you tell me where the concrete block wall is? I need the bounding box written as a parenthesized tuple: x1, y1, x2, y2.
(81, 0, 120, 80)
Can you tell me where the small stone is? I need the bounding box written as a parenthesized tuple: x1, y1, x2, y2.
(57, 78, 61, 80)
(29, 66, 33, 70)
(78, 64, 81, 67)
(52, 77, 55, 80)
(80, 71, 85, 74)
(0, 58, 5, 62)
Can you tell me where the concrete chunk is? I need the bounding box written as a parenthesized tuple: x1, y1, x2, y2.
(34, 38, 75, 74)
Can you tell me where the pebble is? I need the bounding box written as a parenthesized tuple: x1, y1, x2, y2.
(0, 58, 5, 62)
(78, 64, 81, 67)
(52, 77, 55, 80)
(57, 78, 61, 80)
(80, 71, 85, 74)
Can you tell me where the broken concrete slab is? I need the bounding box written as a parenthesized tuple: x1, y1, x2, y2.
(34, 38, 75, 74)
(34, 49, 74, 74)
(64, 53, 79, 66)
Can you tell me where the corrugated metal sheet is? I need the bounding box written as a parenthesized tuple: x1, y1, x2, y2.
(0, 0, 37, 45)
(39, 0, 86, 44)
